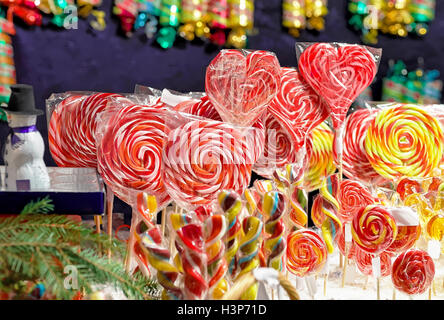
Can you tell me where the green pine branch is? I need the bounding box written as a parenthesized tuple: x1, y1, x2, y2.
(20, 196, 55, 215)
(0, 197, 160, 300)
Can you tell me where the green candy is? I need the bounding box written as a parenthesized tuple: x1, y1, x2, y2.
(156, 27, 176, 49)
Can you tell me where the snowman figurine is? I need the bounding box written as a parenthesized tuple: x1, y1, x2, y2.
(2, 84, 50, 190)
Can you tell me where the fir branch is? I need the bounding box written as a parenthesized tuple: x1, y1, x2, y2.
(20, 196, 54, 215)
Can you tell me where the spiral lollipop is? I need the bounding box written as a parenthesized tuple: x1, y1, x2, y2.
(97, 104, 170, 204)
(139, 226, 182, 299)
(174, 96, 222, 121)
(392, 249, 435, 295)
(263, 191, 287, 271)
(204, 215, 228, 299)
(162, 119, 253, 208)
(354, 247, 392, 277)
(237, 216, 263, 300)
(426, 214, 444, 241)
(386, 224, 421, 255)
(176, 223, 208, 300)
(352, 204, 397, 255)
(335, 224, 356, 260)
(396, 177, 423, 201)
(217, 190, 242, 276)
(365, 104, 444, 180)
(332, 108, 383, 184)
(319, 179, 342, 254)
(304, 122, 336, 191)
(286, 229, 328, 277)
(337, 179, 375, 223)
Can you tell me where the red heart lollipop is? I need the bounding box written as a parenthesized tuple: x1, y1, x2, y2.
(269, 67, 329, 137)
(298, 43, 378, 130)
(205, 49, 281, 127)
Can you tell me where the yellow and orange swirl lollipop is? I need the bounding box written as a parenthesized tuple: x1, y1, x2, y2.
(304, 122, 336, 191)
(365, 104, 444, 180)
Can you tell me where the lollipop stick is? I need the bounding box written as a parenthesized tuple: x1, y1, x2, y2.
(363, 276, 369, 290)
(323, 274, 327, 296)
(106, 190, 114, 238)
(341, 243, 349, 287)
(339, 253, 343, 268)
(429, 286, 432, 300)
(392, 288, 396, 300)
(94, 215, 101, 234)
(161, 207, 167, 236)
(376, 278, 380, 300)
(125, 210, 139, 272)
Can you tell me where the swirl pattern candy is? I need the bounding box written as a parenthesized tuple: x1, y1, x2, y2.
(337, 179, 375, 223)
(244, 187, 261, 216)
(319, 179, 342, 254)
(205, 49, 281, 127)
(288, 188, 308, 228)
(286, 229, 328, 277)
(365, 105, 444, 180)
(217, 190, 243, 276)
(304, 122, 336, 191)
(311, 194, 325, 228)
(354, 247, 392, 277)
(254, 112, 305, 178)
(204, 215, 228, 299)
(396, 177, 422, 202)
(237, 216, 263, 300)
(298, 43, 378, 130)
(352, 204, 397, 255)
(335, 224, 356, 260)
(392, 249, 435, 295)
(268, 67, 329, 140)
(174, 96, 223, 121)
(386, 225, 421, 255)
(49, 93, 123, 167)
(162, 119, 253, 208)
(176, 223, 208, 300)
(263, 191, 287, 271)
(332, 109, 382, 184)
(426, 214, 444, 241)
(139, 226, 182, 299)
(97, 103, 170, 204)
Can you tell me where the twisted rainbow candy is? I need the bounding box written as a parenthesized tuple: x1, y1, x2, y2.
(204, 215, 228, 299)
(237, 216, 263, 300)
(217, 190, 243, 277)
(176, 223, 208, 300)
(365, 104, 444, 180)
(139, 226, 182, 299)
(304, 122, 336, 191)
(319, 179, 342, 254)
(136, 192, 157, 229)
(263, 191, 287, 271)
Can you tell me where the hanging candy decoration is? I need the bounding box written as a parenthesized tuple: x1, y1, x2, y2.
(156, 0, 181, 49)
(207, 0, 229, 45)
(179, 0, 210, 41)
(381, 60, 408, 103)
(0, 19, 15, 109)
(305, 0, 328, 31)
(282, 0, 305, 37)
(226, 0, 253, 49)
(407, 0, 435, 36)
(133, 0, 160, 38)
(113, 0, 140, 36)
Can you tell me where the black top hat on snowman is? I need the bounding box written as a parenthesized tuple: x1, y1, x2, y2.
(1, 84, 43, 116)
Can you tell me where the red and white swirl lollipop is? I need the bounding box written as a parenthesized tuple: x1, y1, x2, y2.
(332, 109, 384, 185)
(174, 96, 223, 121)
(268, 67, 329, 138)
(354, 246, 392, 277)
(298, 43, 378, 130)
(205, 49, 281, 127)
(337, 179, 376, 223)
(162, 119, 253, 208)
(97, 103, 170, 204)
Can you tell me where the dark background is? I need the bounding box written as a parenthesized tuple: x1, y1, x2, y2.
(5, 0, 444, 218)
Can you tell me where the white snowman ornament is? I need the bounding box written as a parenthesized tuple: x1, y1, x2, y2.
(2, 84, 49, 190)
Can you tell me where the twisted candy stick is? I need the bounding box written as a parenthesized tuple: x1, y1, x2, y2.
(304, 122, 336, 191)
(337, 179, 375, 223)
(244, 188, 261, 216)
(268, 67, 329, 139)
(97, 103, 170, 203)
(217, 190, 243, 276)
(139, 226, 182, 299)
(237, 216, 263, 300)
(332, 109, 382, 184)
(352, 204, 397, 255)
(263, 191, 287, 271)
(136, 192, 158, 229)
(286, 229, 328, 277)
(319, 179, 342, 254)
(288, 188, 308, 228)
(365, 105, 444, 180)
(162, 119, 253, 208)
(298, 43, 378, 130)
(204, 215, 228, 299)
(176, 223, 208, 300)
(392, 249, 435, 295)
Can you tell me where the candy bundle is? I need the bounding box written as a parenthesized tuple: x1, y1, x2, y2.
(282, 0, 328, 37)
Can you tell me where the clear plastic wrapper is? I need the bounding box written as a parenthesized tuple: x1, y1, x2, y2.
(46, 91, 153, 168)
(295, 42, 381, 132)
(161, 110, 263, 210)
(205, 49, 281, 127)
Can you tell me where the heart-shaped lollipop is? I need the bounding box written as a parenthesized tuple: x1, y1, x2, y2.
(269, 67, 329, 137)
(298, 43, 378, 130)
(205, 49, 281, 127)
